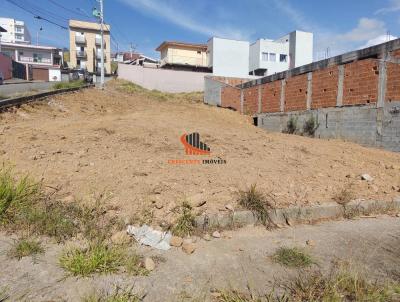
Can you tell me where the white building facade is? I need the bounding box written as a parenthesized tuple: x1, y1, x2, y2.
(0, 18, 31, 44)
(208, 30, 313, 78)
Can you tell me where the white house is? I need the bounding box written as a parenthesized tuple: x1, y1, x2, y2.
(207, 37, 250, 78)
(0, 17, 31, 44)
(208, 30, 313, 78)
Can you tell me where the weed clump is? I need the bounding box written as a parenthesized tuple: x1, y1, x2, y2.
(59, 242, 148, 277)
(82, 286, 141, 302)
(53, 80, 85, 90)
(238, 184, 275, 226)
(172, 201, 196, 237)
(273, 247, 313, 268)
(285, 116, 298, 134)
(303, 115, 319, 136)
(8, 238, 44, 259)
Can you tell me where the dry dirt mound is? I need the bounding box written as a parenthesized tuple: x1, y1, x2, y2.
(0, 80, 399, 225)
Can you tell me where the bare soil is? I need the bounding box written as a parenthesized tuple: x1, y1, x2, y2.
(0, 80, 399, 225)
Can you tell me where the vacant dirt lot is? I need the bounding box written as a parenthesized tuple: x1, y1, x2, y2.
(0, 80, 399, 224)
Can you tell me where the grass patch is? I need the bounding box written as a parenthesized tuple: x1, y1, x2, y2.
(238, 184, 275, 226)
(59, 242, 148, 277)
(216, 266, 400, 301)
(114, 80, 203, 103)
(8, 238, 44, 259)
(53, 80, 85, 90)
(285, 268, 400, 301)
(273, 247, 313, 268)
(82, 286, 141, 302)
(0, 165, 41, 219)
(172, 201, 196, 237)
(0, 165, 118, 242)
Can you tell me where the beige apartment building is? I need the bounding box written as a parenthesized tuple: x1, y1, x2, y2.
(156, 41, 209, 71)
(69, 20, 111, 74)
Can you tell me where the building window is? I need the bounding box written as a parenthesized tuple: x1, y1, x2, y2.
(15, 27, 22, 33)
(197, 51, 201, 54)
(280, 54, 288, 62)
(262, 52, 268, 61)
(33, 53, 43, 63)
(269, 53, 276, 62)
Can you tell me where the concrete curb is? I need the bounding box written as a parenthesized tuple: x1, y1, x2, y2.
(195, 198, 400, 230)
(0, 84, 94, 110)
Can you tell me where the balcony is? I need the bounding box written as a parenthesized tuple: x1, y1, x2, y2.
(96, 51, 106, 59)
(76, 50, 87, 58)
(95, 37, 105, 46)
(75, 35, 86, 44)
(19, 56, 52, 64)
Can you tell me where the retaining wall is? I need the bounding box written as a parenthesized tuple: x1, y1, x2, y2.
(118, 63, 209, 93)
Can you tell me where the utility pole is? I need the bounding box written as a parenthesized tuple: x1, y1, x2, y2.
(99, 0, 105, 88)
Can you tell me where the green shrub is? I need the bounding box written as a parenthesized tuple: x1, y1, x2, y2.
(303, 115, 319, 136)
(285, 116, 298, 134)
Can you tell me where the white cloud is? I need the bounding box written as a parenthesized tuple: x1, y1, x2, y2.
(270, 0, 313, 31)
(375, 0, 400, 14)
(360, 34, 397, 48)
(338, 18, 386, 42)
(117, 0, 250, 40)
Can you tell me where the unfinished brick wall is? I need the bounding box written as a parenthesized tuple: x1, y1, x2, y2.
(261, 81, 281, 113)
(390, 49, 400, 59)
(221, 86, 241, 111)
(243, 86, 259, 115)
(210, 76, 250, 86)
(311, 66, 339, 109)
(284, 74, 308, 111)
(343, 59, 379, 105)
(387, 62, 400, 101)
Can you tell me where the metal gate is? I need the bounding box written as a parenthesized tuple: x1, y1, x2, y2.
(12, 60, 26, 80)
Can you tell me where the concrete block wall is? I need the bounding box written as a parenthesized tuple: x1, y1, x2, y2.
(258, 101, 400, 151)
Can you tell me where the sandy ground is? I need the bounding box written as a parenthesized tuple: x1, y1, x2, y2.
(1, 216, 399, 301)
(0, 80, 400, 224)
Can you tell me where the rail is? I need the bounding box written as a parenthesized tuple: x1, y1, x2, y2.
(0, 84, 94, 110)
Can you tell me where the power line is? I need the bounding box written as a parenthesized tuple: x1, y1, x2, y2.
(46, 0, 88, 18)
(5, 0, 68, 29)
(21, 0, 69, 22)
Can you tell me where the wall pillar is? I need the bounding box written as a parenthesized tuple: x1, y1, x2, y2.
(280, 79, 286, 112)
(336, 65, 345, 106)
(377, 60, 387, 108)
(306, 72, 312, 110)
(258, 85, 262, 114)
(240, 89, 244, 114)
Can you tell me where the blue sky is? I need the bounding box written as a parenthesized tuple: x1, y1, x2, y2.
(1, 0, 399, 59)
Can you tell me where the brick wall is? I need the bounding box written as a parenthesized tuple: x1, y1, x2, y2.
(210, 76, 251, 87)
(261, 80, 281, 113)
(243, 86, 259, 115)
(390, 49, 400, 59)
(221, 86, 241, 111)
(343, 59, 379, 105)
(311, 66, 338, 109)
(387, 62, 400, 101)
(284, 74, 308, 111)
